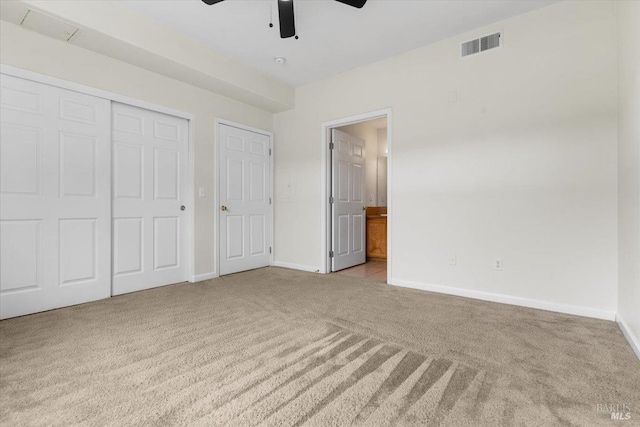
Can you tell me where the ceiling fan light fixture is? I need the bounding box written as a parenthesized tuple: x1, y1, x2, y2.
(201, 0, 367, 39)
(274, 56, 286, 64)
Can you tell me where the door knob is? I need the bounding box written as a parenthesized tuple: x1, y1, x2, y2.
(180, 205, 186, 211)
(221, 205, 228, 211)
(362, 206, 366, 211)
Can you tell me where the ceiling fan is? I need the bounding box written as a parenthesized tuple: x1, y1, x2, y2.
(201, 0, 367, 39)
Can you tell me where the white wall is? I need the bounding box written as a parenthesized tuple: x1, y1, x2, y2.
(0, 22, 273, 277)
(274, 0, 618, 319)
(616, 1, 640, 354)
(336, 121, 380, 206)
(377, 128, 388, 158)
(376, 128, 388, 206)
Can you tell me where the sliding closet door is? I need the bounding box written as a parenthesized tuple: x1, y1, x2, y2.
(111, 103, 189, 295)
(0, 74, 111, 319)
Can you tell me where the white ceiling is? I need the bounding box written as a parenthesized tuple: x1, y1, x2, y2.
(119, 0, 557, 87)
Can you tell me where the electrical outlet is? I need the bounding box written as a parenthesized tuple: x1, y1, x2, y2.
(449, 253, 457, 265)
(494, 258, 503, 271)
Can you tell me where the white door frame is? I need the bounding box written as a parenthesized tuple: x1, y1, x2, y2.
(321, 108, 393, 280)
(214, 118, 274, 276)
(0, 64, 196, 287)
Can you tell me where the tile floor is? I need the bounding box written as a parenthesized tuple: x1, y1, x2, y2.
(335, 261, 387, 281)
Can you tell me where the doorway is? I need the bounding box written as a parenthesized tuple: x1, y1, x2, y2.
(321, 109, 392, 281)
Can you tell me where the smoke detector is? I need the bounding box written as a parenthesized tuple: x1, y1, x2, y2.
(274, 56, 286, 65)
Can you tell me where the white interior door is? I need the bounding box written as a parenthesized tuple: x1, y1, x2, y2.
(219, 123, 271, 276)
(111, 103, 188, 295)
(331, 129, 366, 271)
(0, 74, 111, 319)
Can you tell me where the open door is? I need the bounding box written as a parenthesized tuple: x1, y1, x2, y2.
(331, 129, 366, 271)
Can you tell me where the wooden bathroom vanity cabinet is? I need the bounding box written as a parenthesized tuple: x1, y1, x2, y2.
(366, 207, 387, 262)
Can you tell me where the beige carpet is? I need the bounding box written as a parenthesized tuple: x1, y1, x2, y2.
(1, 267, 638, 426)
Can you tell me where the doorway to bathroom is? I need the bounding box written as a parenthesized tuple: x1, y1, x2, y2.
(321, 109, 392, 282)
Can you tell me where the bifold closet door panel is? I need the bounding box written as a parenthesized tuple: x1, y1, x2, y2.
(111, 102, 189, 295)
(0, 74, 111, 319)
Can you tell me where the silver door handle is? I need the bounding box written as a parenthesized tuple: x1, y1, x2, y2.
(180, 205, 186, 211)
(221, 205, 228, 211)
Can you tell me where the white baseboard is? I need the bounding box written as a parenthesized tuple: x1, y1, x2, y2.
(189, 272, 219, 283)
(617, 314, 640, 360)
(389, 278, 616, 321)
(271, 261, 320, 273)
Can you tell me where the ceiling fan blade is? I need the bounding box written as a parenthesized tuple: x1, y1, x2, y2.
(201, 0, 225, 5)
(278, 0, 296, 39)
(335, 0, 367, 8)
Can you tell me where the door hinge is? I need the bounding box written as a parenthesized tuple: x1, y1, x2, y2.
(269, 197, 272, 205)
(269, 247, 272, 254)
(329, 250, 334, 258)
(329, 142, 334, 150)
(329, 196, 334, 204)
(269, 148, 272, 155)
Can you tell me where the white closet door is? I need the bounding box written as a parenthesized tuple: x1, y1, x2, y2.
(219, 124, 271, 276)
(111, 103, 188, 295)
(0, 74, 111, 319)
(331, 129, 366, 271)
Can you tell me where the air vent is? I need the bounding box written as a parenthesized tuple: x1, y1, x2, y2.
(20, 10, 79, 42)
(461, 32, 502, 58)
(461, 39, 480, 57)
